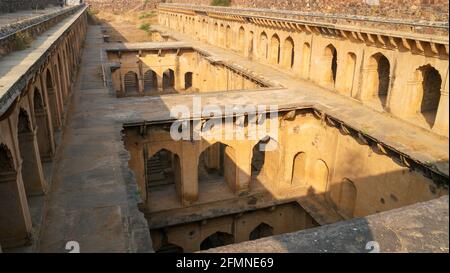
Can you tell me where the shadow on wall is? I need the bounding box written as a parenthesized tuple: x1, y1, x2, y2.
(122, 104, 448, 252)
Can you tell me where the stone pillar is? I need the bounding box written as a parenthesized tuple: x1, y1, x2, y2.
(180, 141, 199, 206)
(157, 75, 163, 92)
(127, 142, 147, 202)
(35, 104, 56, 162)
(433, 84, 449, 137)
(233, 142, 252, 194)
(0, 169, 32, 248)
(18, 129, 47, 195)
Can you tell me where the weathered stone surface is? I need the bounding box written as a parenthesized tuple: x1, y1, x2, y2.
(203, 196, 449, 253)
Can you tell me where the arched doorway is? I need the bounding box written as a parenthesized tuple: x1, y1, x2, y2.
(184, 72, 193, 90)
(342, 52, 357, 96)
(251, 137, 278, 183)
(225, 25, 232, 49)
(238, 27, 245, 54)
(162, 69, 175, 91)
(365, 53, 390, 108)
(259, 32, 268, 61)
(200, 232, 234, 250)
(412, 65, 442, 128)
(291, 152, 306, 186)
(301, 42, 311, 78)
(337, 178, 357, 219)
(147, 149, 182, 204)
(270, 34, 281, 65)
(283, 37, 295, 69)
(124, 71, 139, 93)
(323, 44, 337, 87)
(310, 159, 328, 195)
(198, 143, 236, 193)
(143, 70, 157, 92)
(249, 223, 274, 240)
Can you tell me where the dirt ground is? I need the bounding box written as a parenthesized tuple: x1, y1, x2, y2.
(89, 8, 159, 42)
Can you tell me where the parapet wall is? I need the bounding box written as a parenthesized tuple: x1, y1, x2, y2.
(0, 5, 83, 58)
(0, 0, 60, 14)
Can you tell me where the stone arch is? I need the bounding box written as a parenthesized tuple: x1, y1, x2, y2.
(343, 52, 357, 96)
(310, 159, 329, 195)
(0, 143, 32, 248)
(45, 69, 59, 131)
(124, 71, 139, 93)
(248, 31, 254, 59)
(251, 136, 278, 182)
(143, 70, 157, 92)
(0, 143, 15, 173)
(17, 108, 45, 196)
(301, 42, 311, 78)
(33, 87, 53, 161)
(198, 142, 236, 193)
(225, 25, 232, 49)
(200, 231, 234, 251)
(238, 26, 245, 54)
(146, 149, 182, 204)
(162, 69, 175, 91)
(365, 53, 390, 108)
(411, 64, 442, 128)
(337, 178, 357, 219)
(184, 72, 193, 90)
(291, 152, 306, 186)
(249, 222, 274, 240)
(213, 22, 219, 44)
(270, 34, 281, 65)
(283, 36, 295, 69)
(323, 44, 337, 86)
(57, 53, 67, 99)
(259, 32, 268, 60)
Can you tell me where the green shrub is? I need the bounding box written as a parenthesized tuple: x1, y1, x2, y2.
(211, 0, 231, 6)
(139, 23, 151, 32)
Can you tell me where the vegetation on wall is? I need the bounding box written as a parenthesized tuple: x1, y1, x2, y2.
(14, 32, 32, 51)
(139, 23, 151, 33)
(211, 0, 231, 7)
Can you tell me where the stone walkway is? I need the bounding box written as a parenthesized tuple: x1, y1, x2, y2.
(0, 6, 65, 26)
(38, 25, 151, 253)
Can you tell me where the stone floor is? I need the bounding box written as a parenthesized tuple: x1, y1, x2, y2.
(38, 25, 151, 253)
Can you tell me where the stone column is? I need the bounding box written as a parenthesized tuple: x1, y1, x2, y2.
(433, 84, 449, 137)
(18, 129, 47, 195)
(180, 141, 199, 206)
(0, 168, 32, 248)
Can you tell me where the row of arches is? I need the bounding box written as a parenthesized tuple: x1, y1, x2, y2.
(161, 12, 446, 132)
(0, 13, 87, 248)
(122, 69, 193, 94)
(156, 222, 274, 253)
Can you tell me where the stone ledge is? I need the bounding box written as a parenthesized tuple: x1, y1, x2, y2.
(202, 196, 449, 253)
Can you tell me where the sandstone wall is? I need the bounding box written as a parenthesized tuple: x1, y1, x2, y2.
(0, 0, 60, 14)
(167, 0, 448, 21)
(85, 0, 161, 12)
